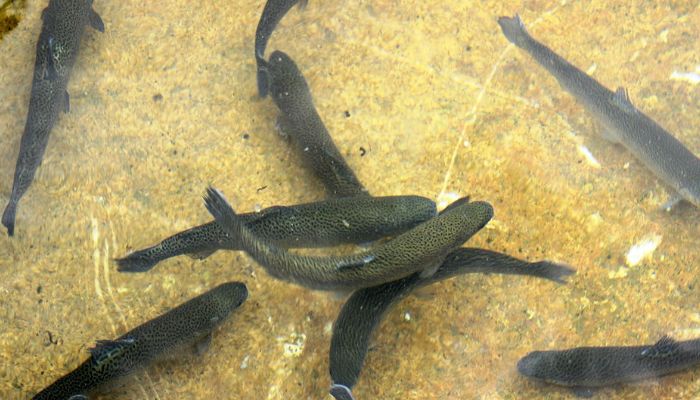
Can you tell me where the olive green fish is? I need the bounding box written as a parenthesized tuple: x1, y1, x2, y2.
(203, 186, 493, 291)
(518, 335, 700, 397)
(330, 248, 575, 400)
(266, 50, 368, 197)
(32, 282, 248, 399)
(498, 15, 700, 210)
(255, 0, 307, 96)
(116, 195, 437, 272)
(2, 0, 104, 236)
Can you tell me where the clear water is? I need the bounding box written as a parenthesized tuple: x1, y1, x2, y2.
(0, 1, 699, 399)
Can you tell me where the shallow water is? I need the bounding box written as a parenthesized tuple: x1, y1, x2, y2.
(0, 0, 699, 399)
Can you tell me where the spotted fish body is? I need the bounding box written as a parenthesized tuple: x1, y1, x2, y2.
(498, 15, 700, 209)
(116, 195, 437, 272)
(204, 187, 493, 291)
(329, 249, 575, 400)
(32, 282, 248, 399)
(517, 336, 700, 397)
(2, 0, 104, 236)
(266, 50, 368, 197)
(255, 0, 306, 97)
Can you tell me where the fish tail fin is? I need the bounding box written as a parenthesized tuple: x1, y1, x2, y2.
(256, 56, 271, 97)
(528, 261, 576, 284)
(497, 14, 530, 47)
(2, 201, 16, 236)
(330, 384, 356, 400)
(257, 65, 270, 97)
(114, 251, 158, 273)
(203, 186, 241, 231)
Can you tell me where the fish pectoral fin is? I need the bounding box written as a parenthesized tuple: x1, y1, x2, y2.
(89, 337, 136, 361)
(275, 114, 292, 138)
(63, 91, 70, 113)
(194, 332, 213, 356)
(598, 127, 621, 143)
(336, 255, 375, 270)
(418, 259, 442, 278)
(89, 9, 105, 32)
(641, 335, 681, 358)
(186, 248, 217, 260)
(612, 87, 637, 114)
(659, 194, 683, 212)
(571, 386, 595, 398)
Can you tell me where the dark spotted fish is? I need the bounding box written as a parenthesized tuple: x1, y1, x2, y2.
(518, 335, 700, 397)
(2, 0, 104, 236)
(329, 249, 575, 400)
(498, 15, 700, 209)
(204, 187, 493, 291)
(255, 0, 307, 97)
(116, 195, 437, 273)
(266, 50, 368, 197)
(32, 282, 248, 399)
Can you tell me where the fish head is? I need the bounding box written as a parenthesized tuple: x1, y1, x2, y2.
(518, 349, 591, 386)
(210, 282, 248, 322)
(266, 50, 313, 110)
(440, 199, 494, 247)
(517, 350, 551, 381)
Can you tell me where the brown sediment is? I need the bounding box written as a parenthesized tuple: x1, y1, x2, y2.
(0, 1, 698, 399)
(0, 0, 24, 41)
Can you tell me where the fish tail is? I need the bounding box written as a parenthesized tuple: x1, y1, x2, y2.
(203, 187, 240, 230)
(528, 261, 576, 284)
(2, 200, 17, 236)
(257, 57, 270, 97)
(330, 384, 356, 400)
(115, 250, 158, 273)
(497, 14, 531, 48)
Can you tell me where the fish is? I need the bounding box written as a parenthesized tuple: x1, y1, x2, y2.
(116, 195, 437, 272)
(32, 281, 248, 399)
(518, 335, 700, 397)
(266, 50, 368, 197)
(498, 15, 700, 210)
(203, 186, 493, 291)
(255, 0, 307, 97)
(2, 0, 104, 236)
(328, 248, 575, 400)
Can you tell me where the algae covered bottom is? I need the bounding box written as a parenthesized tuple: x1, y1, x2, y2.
(0, 0, 699, 399)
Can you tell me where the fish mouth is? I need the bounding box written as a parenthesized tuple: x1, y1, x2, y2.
(516, 351, 544, 378)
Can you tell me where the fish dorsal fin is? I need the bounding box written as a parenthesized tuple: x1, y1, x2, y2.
(612, 87, 637, 114)
(89, 337, 136, 369)
(89, 9, 105, 32)
(439, 196, 471, 215)
(640, 335, 680, 358)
